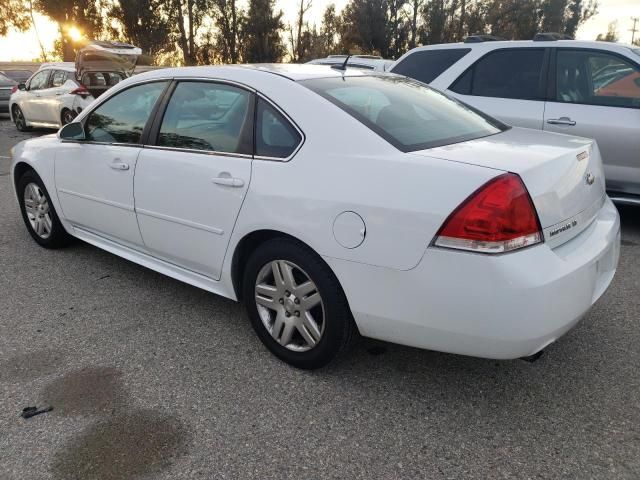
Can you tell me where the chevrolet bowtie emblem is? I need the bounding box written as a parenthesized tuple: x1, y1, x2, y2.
(585, 172, 595, 185)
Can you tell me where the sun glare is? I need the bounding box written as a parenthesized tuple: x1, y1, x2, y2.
(67, 26, 83, 42)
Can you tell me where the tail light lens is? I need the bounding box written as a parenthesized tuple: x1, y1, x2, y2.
(11, 85, 18, 94)
(70, 86, 90, 97)
(434, 173, 543, 254)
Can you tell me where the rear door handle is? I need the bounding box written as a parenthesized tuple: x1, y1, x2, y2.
(109, 162, 130, 171)
(547, 117, 576, 126)
(212, 174, 244, 188)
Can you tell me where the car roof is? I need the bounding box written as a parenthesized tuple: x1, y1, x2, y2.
(37, 62, 75, 72)
(132, 63, 387, 82)
(405, 39, 638, 54)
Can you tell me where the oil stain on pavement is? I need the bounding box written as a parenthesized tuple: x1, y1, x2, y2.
(36, 367, 191, 479)
(51, 410, 189, 480)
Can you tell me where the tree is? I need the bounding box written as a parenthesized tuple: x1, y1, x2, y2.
(406, 0, 424, 48)
(212, 0, 245, 63)
(243, 0, 286, 63)
(168, 0, 212, 65)
(340, 0, 391, 56)
(288, 0, 313, 62)
(0, 0, 30, 36)
(320, 4, 340, 54)
(108, 0, 172, 62)
(596, 21, 618, 42)
(34, 0, 104, 60)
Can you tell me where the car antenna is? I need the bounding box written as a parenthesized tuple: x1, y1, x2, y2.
(331, 55, 352, 71)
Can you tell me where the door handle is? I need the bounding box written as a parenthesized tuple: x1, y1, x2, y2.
(212, 174, 244, 187)
(547, 117, 576, 126)
(55, 92, 63, 96)
(109, 162, 130, 171)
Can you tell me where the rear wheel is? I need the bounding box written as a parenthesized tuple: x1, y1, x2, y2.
(61, 108, 76, 125)
(13, 105, 29, 132)
(242, 238, 356, 369)
(17, 170, 72, 248)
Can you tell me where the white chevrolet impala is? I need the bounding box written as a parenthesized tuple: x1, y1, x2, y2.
(10, 65, 620, 369)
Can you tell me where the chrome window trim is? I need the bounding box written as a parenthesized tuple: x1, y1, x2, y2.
(254, 92, 305, 162)
(142, 144, 253, 160)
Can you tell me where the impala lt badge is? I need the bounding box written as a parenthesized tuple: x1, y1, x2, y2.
(576, 151, 589, 162)
(585, 172, 595, 185)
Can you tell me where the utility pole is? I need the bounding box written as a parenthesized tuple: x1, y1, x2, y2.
(631, 17, 639, 44)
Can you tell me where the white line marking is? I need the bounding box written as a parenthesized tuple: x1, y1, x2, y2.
(0, 155, 10, 159)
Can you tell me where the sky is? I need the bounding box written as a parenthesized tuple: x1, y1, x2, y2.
(0, 0, 637, 62)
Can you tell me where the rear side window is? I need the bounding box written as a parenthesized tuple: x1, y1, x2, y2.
(158, 81, 253, 154)
(51, 71, 67, 87)
(391, 48, 471, 84)
(555, 49, 640, 108)
(85, 81, 168, 144)
(451, 49, 545, 100)
(302, 75, 504, 152)
(255, 98, 302, 158)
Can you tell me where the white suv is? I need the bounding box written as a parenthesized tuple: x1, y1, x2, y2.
(391, 35, 640, 203)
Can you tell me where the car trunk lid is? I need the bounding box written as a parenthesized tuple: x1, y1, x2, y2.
(411, 127, 606, 248)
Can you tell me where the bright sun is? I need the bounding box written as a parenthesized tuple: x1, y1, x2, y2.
(67, 26, 83, 42)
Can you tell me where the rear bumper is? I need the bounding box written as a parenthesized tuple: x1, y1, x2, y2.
(326, 197, 621, 359)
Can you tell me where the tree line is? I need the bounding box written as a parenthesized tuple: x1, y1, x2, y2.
(0, 0, 621, 66)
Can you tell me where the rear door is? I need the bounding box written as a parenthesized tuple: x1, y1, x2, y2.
(544, 48, 640, 195)
(134, 80, 255, 280)
(42, 70, 72, 123)
(446, 47, 549, 129)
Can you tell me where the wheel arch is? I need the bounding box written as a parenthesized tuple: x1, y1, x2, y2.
(230, 229, 349, 308)
(13, 161, 36, 192)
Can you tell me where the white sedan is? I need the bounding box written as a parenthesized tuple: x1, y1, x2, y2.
(10, 65, 620, 369)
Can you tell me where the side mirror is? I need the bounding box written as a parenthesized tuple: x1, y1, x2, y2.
(18, 82, 26, 91)
(59, 121, 85, 141)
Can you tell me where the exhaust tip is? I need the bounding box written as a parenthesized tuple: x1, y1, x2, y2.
(520, 350, 544, 363)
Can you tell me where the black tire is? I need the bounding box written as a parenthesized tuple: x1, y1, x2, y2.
(61, 108, 76, 125)
(242, 237, 356, 369)
(13, 105, 30, 132)
(17, 169, 73, 248)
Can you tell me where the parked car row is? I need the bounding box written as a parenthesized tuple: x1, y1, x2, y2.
(9, 40, 141, 130)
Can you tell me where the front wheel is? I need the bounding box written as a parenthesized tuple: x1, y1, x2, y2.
(17, 170, 73, 248)
(242, 238, 356, 369)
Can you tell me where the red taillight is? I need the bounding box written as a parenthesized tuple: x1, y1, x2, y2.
(434, 173, 543, 253)
(11, 85, 18, 94)
(70, 86, 90, 97)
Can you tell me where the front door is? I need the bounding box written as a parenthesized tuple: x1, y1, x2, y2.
(21, 70, 50, 122)
(55, 80, 169, 248)
(134, 81, 255, 279)
(544, 48, 640, 195)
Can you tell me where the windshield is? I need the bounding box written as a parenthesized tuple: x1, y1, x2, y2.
(301, 75, 505, 152)
(1, 70, 31, 82)
(632, 48, 640, 59)
(0, 73, 13, 84)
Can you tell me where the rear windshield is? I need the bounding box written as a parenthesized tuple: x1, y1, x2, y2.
(301, 75, 505, 152)
(81, 71, 125, 88)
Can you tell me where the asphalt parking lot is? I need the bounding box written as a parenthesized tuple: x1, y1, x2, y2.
(0, 115, 639, 480)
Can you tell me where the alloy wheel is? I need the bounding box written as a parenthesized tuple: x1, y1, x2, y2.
(14, 107, 25, 130)
(254, 260, 325, 352)
(23, 182, 52, 239)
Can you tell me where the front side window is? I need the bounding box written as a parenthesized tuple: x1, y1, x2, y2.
(51, 71, 67, 87)
(255, 98, 302, 158)
(28, 71, 49, 91)
(556, 49, 640, 108)
(302, 75, 504, 152)
(85, 81, 168, 144)
(391, 48, 471, 84)
(158, 82, 253, 154)
(451, 49, 545, 100)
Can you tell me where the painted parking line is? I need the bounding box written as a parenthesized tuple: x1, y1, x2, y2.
(0, 155, 10, 158)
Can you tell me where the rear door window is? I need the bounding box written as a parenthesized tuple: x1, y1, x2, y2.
(51, 70, 68, 87)
(391, 48, 471, 84)
(85, 81, 168, 144)
(451, 49, 546, 100)
(555, 49, 640, 108)
(158, 81, 253, 154)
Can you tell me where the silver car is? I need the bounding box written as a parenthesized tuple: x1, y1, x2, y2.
(391, 36, 640, 204)
(0, 72, 16, 114)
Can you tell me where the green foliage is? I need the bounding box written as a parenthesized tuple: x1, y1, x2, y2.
(596, 21, 618, 42)
(0, 0, 30, 36)
(242, 0, 285, 63)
